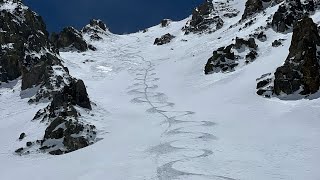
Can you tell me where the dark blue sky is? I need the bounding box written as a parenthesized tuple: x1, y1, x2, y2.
(24, 0, 203, 34)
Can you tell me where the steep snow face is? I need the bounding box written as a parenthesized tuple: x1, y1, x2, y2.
(1, 0, 320, 180)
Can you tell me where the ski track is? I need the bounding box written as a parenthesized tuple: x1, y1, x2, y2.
(124, 37, 237, 180)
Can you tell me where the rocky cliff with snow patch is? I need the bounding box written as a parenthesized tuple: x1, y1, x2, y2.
(0, 0, 96, 155)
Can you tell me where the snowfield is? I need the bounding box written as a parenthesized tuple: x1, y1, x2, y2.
(1, 0, 320, 180)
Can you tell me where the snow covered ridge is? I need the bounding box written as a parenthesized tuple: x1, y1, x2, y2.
(0, 0, 97, 155)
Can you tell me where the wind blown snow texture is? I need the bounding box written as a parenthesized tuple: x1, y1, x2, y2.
(1, 0, 320, 180)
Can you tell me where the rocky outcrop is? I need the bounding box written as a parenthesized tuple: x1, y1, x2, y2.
(272, 39, 285, 47)
(205, 37, 258, 74)
(205, 45, 237, 74)
(154, 33, 175, 45)
(82, 19, 109, 41)
(160, 19, 171, 27)
(51, 27, 90, 52)
(22, 78, 96, 155)
(183, 0, 223, 34)
(272, 0, 316, 32)
(257, 17, 320, 98)
(0, 0, 96, 155)
(33, 80, 95, 155)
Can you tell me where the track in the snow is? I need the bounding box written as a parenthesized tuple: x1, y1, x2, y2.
(126, 37, 237, 180)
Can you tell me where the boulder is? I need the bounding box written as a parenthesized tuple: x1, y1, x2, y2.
(154, 33, 176, 45)
(160, 19, 171, 27)
(26, 142, 32, 147)
(19, 133, 26, 140)
(15, 148, 24, 154)
(272, 39, 284, 47)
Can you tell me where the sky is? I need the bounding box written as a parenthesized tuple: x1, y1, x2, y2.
(24, 0, 204, 34)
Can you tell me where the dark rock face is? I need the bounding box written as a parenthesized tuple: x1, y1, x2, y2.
(235, 37, 258, 50)
(0, 1, 55, 86)
(205, 37, 258, 74)
(257, 17, 320, 98)
(0, 0, 74, 102)
(242, 0, 263, 20)
(52, 79, 91, 110)
(274, 17, 320, 95)
(0, 0, 96, 155)
(241, 0, 284, 20)
(272, 0, 316, 33)
(51, 27, 89, 52)
(183, 0, 224, 34)
(154, 33, 176, 45)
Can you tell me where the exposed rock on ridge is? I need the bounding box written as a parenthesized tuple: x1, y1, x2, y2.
(51, 27, 91, 52)
(272, 0, 316, 32)
(82, 19, 109, 41)
(241, 0, 284, 20)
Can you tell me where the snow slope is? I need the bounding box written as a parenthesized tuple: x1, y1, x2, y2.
(1, 0, 320, 179)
